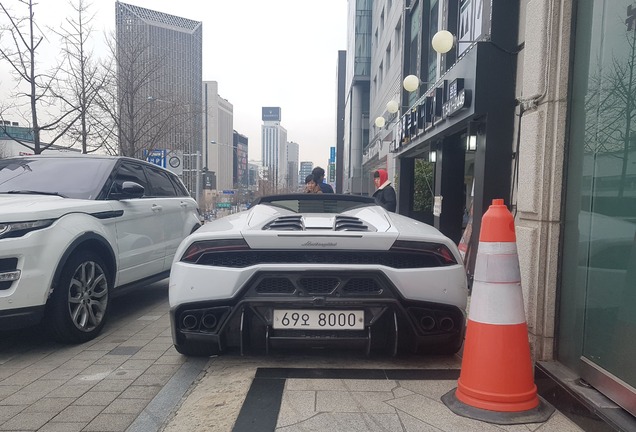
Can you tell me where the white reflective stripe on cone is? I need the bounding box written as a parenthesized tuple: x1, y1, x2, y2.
(474, 242, 521, 283)
(468, 281, 527, 325)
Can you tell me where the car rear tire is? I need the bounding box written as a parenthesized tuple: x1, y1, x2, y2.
(174, 340, 220, 357)
(47, 250, 110, 344)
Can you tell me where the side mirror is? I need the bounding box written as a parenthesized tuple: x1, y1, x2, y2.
(119, 181, 145, 199)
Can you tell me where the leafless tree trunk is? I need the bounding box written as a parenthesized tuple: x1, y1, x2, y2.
(94, 28, 191, 158)
(0, 0, 80, 153)
(49, 0, 108, 154)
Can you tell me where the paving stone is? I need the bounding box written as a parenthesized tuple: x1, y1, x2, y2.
(145, 364, 181, 375)
(0, 411, 56, 430)
(93, 356, 129, 366)
(83, 412, 137, 431)
(51, 384, 94, 398)
(37, 422, 86, 432)
(102, 398, 149, 415)
(343, 379, 399, 392)
(350, 391, 397, 414)
(153, 354, 186, 366)
(73, 391, 120, 407)
(286, 379, 348, 391)
(132, 373, 172, 387)
(130, 351, 165, 361)
(52, 404, 103, 423)
(316, 390, 364, 412)
(0, 405, 26, 422)
(118, 385, 160, 400)
(0, 386, 20, 400)
(21, 397, 74, 414)
(277, 390, 316, 427)
(118, 359, 154, 371)
(107, 368, 144, 381)
(91, 379, 135, 393)
(40, 369, 82, 381)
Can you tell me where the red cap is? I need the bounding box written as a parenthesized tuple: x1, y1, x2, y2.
(479, 199, 516, 242)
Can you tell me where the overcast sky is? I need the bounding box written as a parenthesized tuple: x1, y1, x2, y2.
(0, 0, 348, 168)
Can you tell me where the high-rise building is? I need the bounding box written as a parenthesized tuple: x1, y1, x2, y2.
(202, 81, 234, 193)
(286, 141, 299, 191)
(115, 1, 202, 196)
(299, 161, 314, 185)
(261, 107, 287, 191)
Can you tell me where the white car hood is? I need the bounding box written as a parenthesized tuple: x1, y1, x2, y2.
(0, 194, 113, 222)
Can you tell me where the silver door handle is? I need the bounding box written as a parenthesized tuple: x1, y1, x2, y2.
(180, 202, 188, 208)
(151, 204, 163, 212)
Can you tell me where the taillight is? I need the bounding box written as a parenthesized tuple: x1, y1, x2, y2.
(181, 238, 250, 263)
(390, 240, 458, 265)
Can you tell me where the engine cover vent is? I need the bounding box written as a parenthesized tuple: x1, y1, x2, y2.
(263, 215, 305, 231)
(334, 215, 369, 231)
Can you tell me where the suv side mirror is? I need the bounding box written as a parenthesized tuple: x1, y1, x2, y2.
(116, 181, 145, 199)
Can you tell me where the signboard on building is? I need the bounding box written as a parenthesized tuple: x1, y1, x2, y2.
(262, 107, 281, 121)
(144, 149, 166, 168)
(203, 172, 216, 190)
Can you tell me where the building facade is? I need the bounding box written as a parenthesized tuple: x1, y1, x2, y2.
(261, 107, 288, 192)
(343, 0, 372, 195)
(286, 141, 299, 192)
(344, 0, 635, 426)
(115, 1, 202, 195)
(299, 161, 314, 186)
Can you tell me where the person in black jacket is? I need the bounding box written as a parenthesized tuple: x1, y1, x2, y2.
(372, 168, 396, 212)
(311, 167, 334, 193)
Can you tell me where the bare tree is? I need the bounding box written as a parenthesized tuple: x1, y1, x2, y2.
(94, 28, 191, 158)
(585, 29, 636, 198)
(49, 0, 108, 154)
(0, 0, 80, 153)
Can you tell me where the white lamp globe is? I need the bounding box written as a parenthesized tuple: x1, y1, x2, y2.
(386, 100, 399, 114)
(374, 117, 386, 128)
(403, 75, 420, 93)
(432, 30, 454, 54)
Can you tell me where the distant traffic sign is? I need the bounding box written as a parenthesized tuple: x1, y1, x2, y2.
(217, 202, 231, 208)
(222, 190, 235, 195)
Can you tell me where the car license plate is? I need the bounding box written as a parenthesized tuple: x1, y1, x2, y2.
(273, 309, 364, 330)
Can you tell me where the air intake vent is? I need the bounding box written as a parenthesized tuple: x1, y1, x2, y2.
(263, 215, 304, 231)
(334, 215, 369, 231)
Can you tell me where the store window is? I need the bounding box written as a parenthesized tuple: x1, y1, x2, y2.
(561, 0, 636, 414)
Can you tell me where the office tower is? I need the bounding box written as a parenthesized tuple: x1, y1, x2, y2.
(261, 107, 287, 191)
(115, 1, 202, 196)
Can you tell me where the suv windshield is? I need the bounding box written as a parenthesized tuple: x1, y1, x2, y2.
(0, 157, 114, 200)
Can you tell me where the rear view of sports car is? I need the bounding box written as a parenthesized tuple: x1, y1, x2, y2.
(169, 194, 468, 357)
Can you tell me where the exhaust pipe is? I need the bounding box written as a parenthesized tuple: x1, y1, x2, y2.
(201, 313, 218, 330)
(419, 315, 436, 331)
(439, 317, 454, 331)
(182, 314, 198, 330)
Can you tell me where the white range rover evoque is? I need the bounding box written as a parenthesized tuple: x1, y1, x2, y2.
(0, 154, 201, 343)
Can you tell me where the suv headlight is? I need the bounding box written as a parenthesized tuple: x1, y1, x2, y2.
(0, 219, 56, 239)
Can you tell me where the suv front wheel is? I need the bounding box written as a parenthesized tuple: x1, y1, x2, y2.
(47, 250, 111, 343)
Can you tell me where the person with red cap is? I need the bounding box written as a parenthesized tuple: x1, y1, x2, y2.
(372, 168, 396, 212)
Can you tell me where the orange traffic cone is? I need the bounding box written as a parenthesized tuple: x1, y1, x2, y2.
(442, 199, 554, 424)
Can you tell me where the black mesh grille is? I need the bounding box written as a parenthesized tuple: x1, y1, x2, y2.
(341, 278, 382, 294)
(0, 258, 18, 272)
(195, 250, 447, 268)
(255, 278, 296, 294)
(299, 277, 339, 294)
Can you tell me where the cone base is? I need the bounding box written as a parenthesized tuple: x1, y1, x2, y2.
(455, 385, 539, 412)
(442, 388, 555, 425)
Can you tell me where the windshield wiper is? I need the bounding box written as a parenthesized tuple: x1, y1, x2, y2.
(5, 190, 68, 198)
